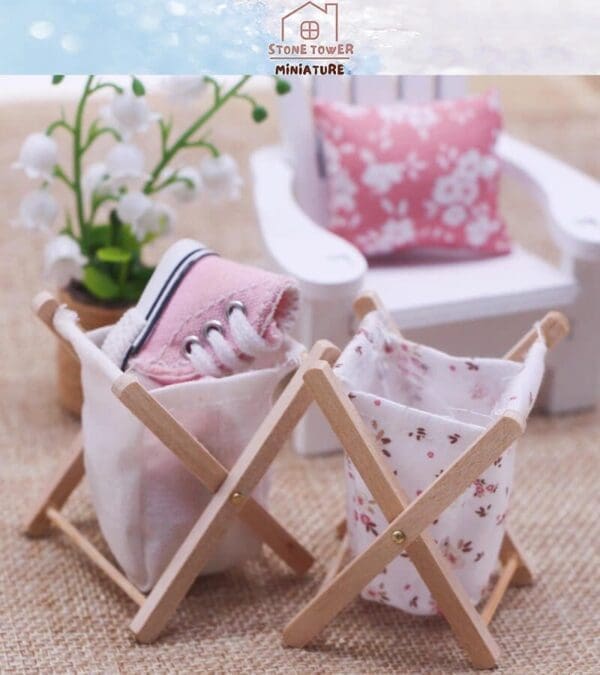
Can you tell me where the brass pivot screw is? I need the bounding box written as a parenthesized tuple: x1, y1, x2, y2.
(230, 491, 244, 505)
(392, 530, 406, 544)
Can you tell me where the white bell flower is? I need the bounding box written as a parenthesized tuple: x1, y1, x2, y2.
(166, 166, 202, 203)
(14, 189, 59, 231)
(162, 75, 208, 103)
(13, 132, 58, 180)
(83, 162, 113, 197)
(117, 192, 174, 240)
(105, 143, 147, 187)
(137, 202, 175, 239)
(44, 235, 88, 288)
(200, 154, 243, 202)
(102, 91, 159, 139)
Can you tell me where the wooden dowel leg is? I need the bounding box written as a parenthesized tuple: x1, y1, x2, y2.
(130, 480, 244, 642)
(46, 507, 145, 606)
(239, 498, 313, 574)
(480, 554, 519, 625)
(24, 432, 85, 537)
(501, 530, 535, 587)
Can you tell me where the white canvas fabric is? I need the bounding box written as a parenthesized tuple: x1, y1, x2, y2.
(53, 307, 303, 592)
(335, 311, 546, 616)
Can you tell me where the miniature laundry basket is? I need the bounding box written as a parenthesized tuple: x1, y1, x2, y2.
(336, 311, 546, 616)
(53, 307, 303, 592)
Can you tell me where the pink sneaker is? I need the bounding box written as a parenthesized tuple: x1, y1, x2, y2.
(102, 239, 300, 384)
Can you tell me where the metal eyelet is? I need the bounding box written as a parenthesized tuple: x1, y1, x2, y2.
(203, 319, 224, 339)
(182, 335, 201, 358)
(227, 300, 247, 317)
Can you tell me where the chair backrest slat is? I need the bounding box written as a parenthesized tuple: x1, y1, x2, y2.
(401, 75, 436, 103)
(436, 75, 468, 100)
(351, 76, 400, 104)
(312, 75, 349, 101)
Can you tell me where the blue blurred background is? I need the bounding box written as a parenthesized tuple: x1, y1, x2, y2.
(0, 0, 273, 73)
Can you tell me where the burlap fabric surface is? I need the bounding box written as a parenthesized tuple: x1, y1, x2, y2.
(1, 77, 598, 673)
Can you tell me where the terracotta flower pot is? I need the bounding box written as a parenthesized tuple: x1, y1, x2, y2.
(57, 283, 131, 417)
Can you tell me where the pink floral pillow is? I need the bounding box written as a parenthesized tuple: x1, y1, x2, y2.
(313, 92, 510, 258)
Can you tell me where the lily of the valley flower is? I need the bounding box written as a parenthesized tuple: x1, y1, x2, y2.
(117, 192, 174, 240)
(44, 235, 88, 287)
(14, 189, 59, 231)
(166, 166, 202, 203)
(83, 162, 113, 197)
(162, 75, 207, 103)
(13, 132, 58, 180)
(105, 143, 147, 186)
(102, 90, 159, 139)
(200, 154, 243, 202)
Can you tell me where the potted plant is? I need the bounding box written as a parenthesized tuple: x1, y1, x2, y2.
(14, 74, 291, 415)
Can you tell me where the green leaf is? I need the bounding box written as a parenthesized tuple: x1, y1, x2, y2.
(87, 225, 112, 249)
(82, 266, 120, 301)
(275, 78, 291, 95)
(117, 222, 142, 255)
(52, 75, 65, 85)
(96, 246, 132, 264)
(252, 106, 268, 123)
(131, 77, 145, 96)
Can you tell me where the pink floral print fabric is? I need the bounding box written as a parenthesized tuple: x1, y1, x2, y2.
(335, 312, 546, 615)
(313, 92, 510, 258)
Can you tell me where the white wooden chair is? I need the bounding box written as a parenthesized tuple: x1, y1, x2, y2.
(251, 75, 600, 455)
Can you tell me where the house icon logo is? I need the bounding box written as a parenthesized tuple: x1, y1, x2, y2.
(281, 2, 339, 43)
(268, 1, 353, 75)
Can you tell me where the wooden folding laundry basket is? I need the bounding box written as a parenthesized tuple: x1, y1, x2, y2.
(25, 290, 568, 667)
(24, 291, 339, 643)
(282, 292, 569, 668)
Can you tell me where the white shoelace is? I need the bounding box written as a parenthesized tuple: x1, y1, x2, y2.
(185, 306, 283, 377)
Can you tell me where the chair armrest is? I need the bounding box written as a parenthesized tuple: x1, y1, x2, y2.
(497, 133, 600, 261)
(250, 145, 367, 301)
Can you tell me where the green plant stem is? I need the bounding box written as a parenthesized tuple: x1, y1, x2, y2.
(143, 75, 250, 195)
(73, 75, 94, 251)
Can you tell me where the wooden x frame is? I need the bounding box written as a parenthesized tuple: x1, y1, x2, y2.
(24, 292, 340, 643)
(282, 292, 569, 669)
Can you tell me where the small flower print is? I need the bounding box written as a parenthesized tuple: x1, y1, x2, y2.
(366, 582, 390, 604)
(426, 450, 435, 459)
(441, 538, 466, 568)
(475, 505, 492, 518)
(471, 383, 486, 400)
(360, 513, 378, 536)
(448, 433, 461, 444)
(473, 478, 486, 498)
(465, 361, 479, 371)
(408, 427, 427, 441)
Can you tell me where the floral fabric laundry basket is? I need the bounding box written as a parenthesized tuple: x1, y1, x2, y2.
(53, 307, 303, 592)
(336, 311, 546, 615)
